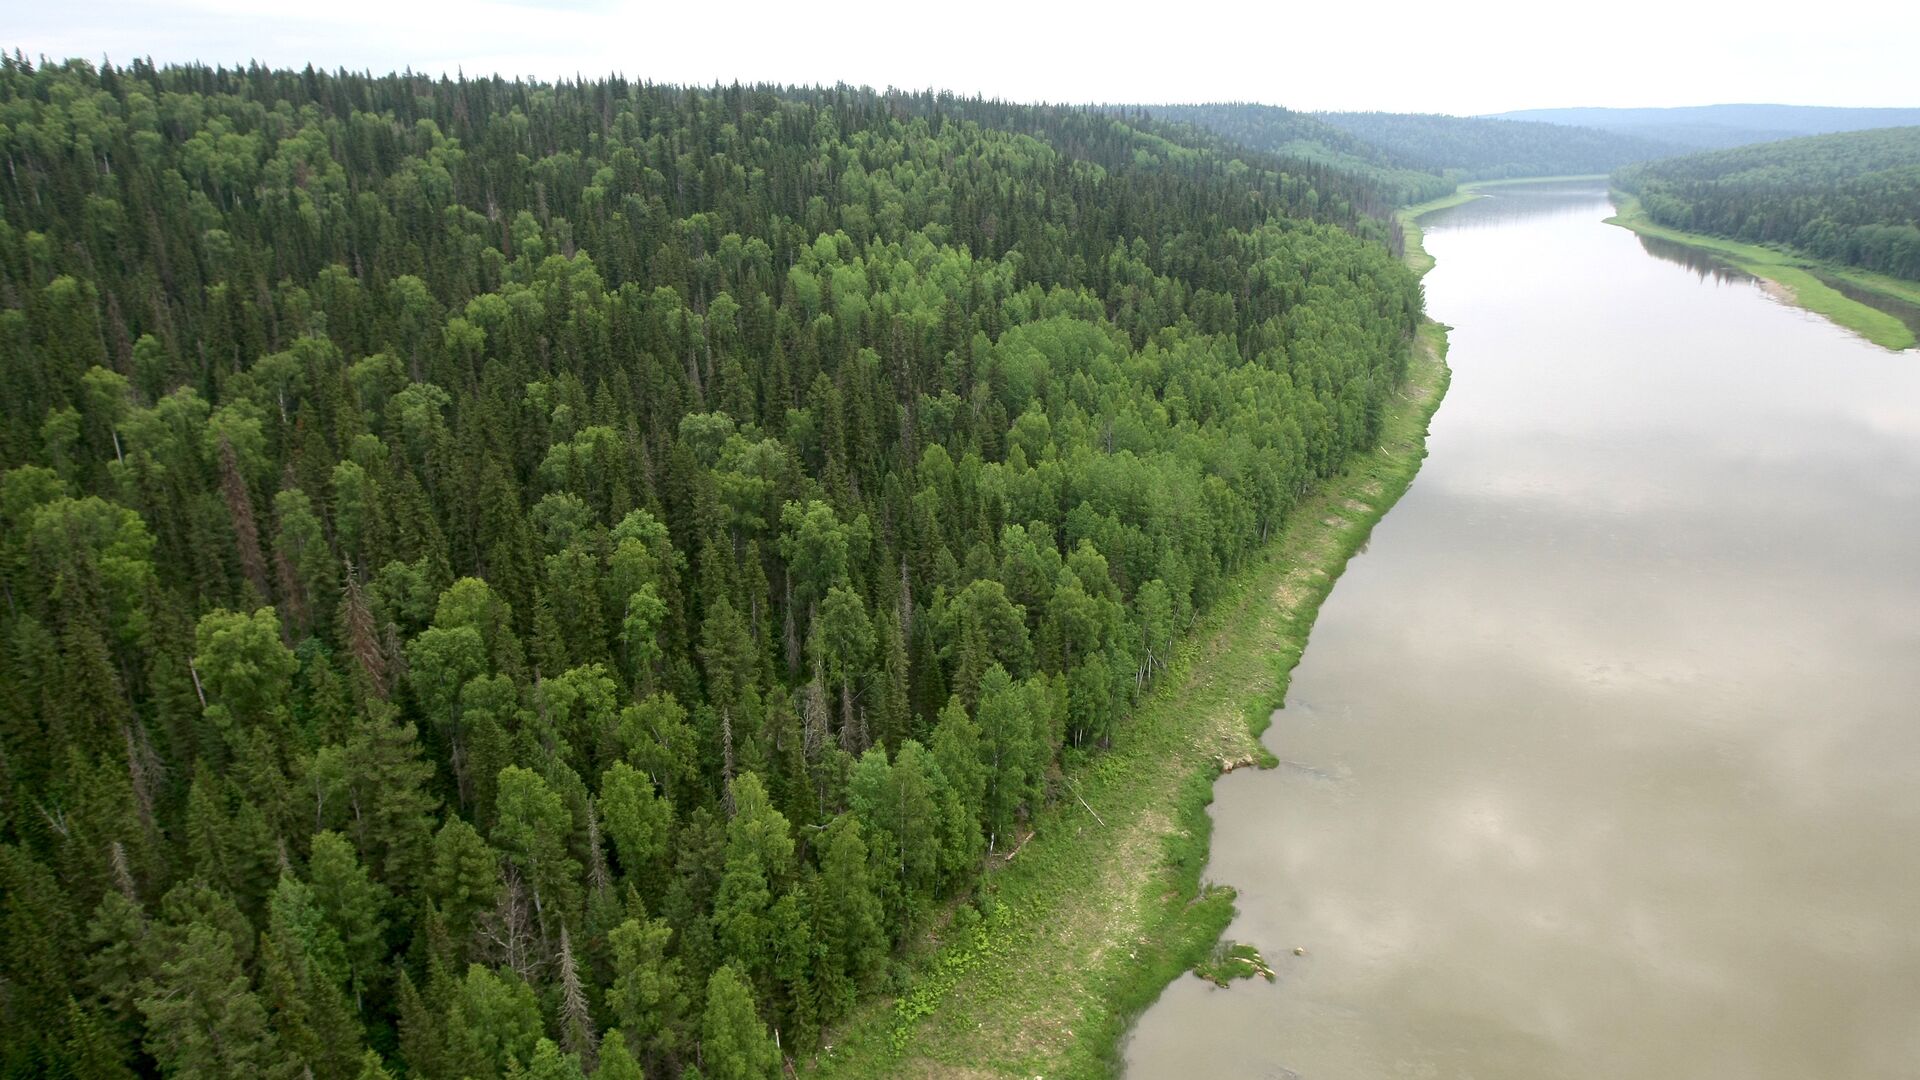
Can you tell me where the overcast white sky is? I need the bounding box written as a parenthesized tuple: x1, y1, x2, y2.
(11, 0, 1918, 115)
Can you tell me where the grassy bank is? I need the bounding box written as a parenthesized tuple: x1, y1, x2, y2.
(811, 302, 1451, 1076)
(1606, 193, 1920, 351)
(1398, 189, 1480, 276)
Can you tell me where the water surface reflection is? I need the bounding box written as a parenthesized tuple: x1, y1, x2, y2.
(1124, 181, 1920, 1080)
(1631, 233, 1755, 287)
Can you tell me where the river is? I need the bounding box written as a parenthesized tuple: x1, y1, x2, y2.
(1122, 180, 1920, 1079)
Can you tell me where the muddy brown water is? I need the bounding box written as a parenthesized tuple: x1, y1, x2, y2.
(1123, 181, 1920, 1080)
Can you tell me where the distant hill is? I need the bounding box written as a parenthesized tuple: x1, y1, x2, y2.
(1313, 111, 1680, 179)
(1122, 103, 1459, 204)
(1615, 126, 1920, 279)
(1488, 105, 1920, 151)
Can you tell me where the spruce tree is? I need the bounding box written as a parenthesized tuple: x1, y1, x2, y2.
(698, 964, 779, 1080)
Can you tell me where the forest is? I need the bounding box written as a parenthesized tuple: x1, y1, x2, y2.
(1121, 103, 1459, 205)
(1492, 104, 1920, 152)
(1132, 103, 1676, 192)
(1614, 126, 1920, 280)
(0, 57, 1424, 1079)
(1312, 110, 1678, 179)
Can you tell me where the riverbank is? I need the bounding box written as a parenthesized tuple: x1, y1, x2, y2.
(1605, 194, 1920, 351)
(811, 278, 1452, 1077)
(1397, 175, 1605, 275)
(1399, 190, 1480, 276)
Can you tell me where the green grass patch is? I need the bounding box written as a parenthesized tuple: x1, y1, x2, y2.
(1397, 190, 1478, 276)
(1824, 265, 1920, 310)
(1606, 194, 1919, 351)
(810, 321, 1452, 1080)
(1193, 942, 1277, 987)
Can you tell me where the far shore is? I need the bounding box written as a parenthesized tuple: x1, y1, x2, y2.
(1604, 194, 1920, 351)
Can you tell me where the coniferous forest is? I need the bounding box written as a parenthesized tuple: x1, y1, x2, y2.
(1121, 102, 1460, 205)
(1125, 103, 1678, 198)
(0, 57, 1424, 1079)
(1311, 110, 1679, 180)
(1615, 126, 1920, 279)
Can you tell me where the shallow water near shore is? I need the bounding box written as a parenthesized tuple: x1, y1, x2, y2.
(1123, 180, 1920, 1079)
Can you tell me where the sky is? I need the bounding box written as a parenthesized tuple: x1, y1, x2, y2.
(11, 0, 1919, 116)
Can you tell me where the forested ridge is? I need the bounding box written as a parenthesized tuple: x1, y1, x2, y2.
(0, 55, 1422, 1079)
(1492, 104, 1920, 152)
(1127, 103, 1678, 196)
(1615, 126, 1920, 280)
(1117, 103, 1460, 205)
(1313, 111, 1678, 180)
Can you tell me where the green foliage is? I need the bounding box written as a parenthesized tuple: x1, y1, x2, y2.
(715, 773, 795, 992)
(1193, 940, 1277, 986)
(597, 1033, 646, 1080)
(699, 964, 779, 1080)
(492, 765, 583, 919)
(138, 923, 288, 1079)
(826, 322, 1451, 1080)
(194, 607, 299, 729)
(1117, 103, 1459, 205)
(607, 913, 689, 1065)
(811, 816, 883, 1022)
(0, 56, 1429, 1078)
(1313, 110, 1675, 179)
(1617, 126, 1920, 279)
(305, 830, 391, 1004)
(600, 761, 673, 884)
(428, 815, 499, 939)
(446, 964, 544, 1080)
(260, 874, 364, 1079)
(510, 1039, 588, 1080)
